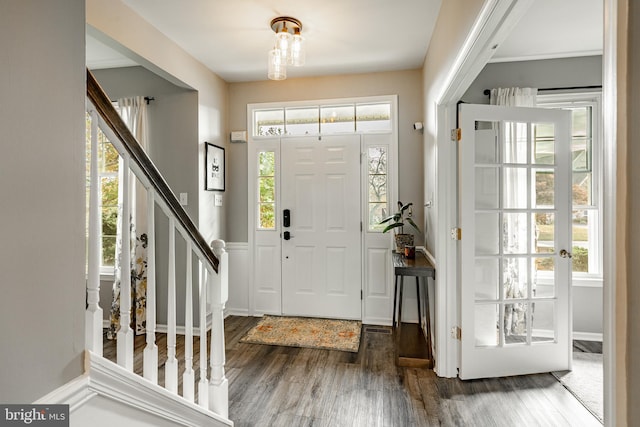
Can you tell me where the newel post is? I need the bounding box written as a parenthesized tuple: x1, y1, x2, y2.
(209, 239, 229, 418)
(85, 109, 103, 356)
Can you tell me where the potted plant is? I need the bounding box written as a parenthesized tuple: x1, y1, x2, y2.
(379, 201, 421, 253)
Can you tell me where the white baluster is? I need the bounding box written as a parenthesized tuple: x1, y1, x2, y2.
(209, 240, 229, 418)
(117, 156, 134, 370)
(86, 110, 103, 356)
(143, 190, 158, 383)
(183, 241, 195, 402)
(165, 218, 178, 394)
(198, 262, 209, 409)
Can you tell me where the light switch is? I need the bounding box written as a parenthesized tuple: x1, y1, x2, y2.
(215, 194, 223, 206)
(179, 192, 188, 205)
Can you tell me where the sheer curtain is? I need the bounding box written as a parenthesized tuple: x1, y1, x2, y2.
(490, 87, 538, 338)
(107, 96, 149, 339)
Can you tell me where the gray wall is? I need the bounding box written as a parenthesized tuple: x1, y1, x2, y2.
(92, 67, 201, 326)
(462, 56, 602, 104)
(462, 56, 604, 336)
(0, 0, 86, 402)
(227, 69, 425, 243)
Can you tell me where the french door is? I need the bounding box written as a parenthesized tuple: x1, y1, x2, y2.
(280, 135, 362, 319)
(458, 104, 572, 379)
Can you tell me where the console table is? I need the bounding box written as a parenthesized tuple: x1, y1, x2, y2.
(392, 250, 436, 368)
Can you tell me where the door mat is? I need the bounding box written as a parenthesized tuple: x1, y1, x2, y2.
(552, 352, 603, 423)
(239, 315, 362, 353)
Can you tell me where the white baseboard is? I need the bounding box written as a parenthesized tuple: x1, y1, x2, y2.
(37, 351, 231, 427)
(225, 308, 250, 317)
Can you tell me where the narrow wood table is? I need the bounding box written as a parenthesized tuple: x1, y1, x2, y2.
(392, 250, 436, 368)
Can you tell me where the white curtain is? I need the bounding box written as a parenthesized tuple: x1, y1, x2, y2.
(489, 87, 537, 107)
(490, 87, 538, 339)
(108, 96, 149, 339)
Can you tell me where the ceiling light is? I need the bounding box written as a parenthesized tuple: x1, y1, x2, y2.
(268, 17, 305, 80)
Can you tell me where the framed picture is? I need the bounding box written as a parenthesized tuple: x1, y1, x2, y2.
(205, 142, 225, 191)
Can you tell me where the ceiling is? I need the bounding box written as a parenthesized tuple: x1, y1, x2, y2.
(86, 0, 603, 83)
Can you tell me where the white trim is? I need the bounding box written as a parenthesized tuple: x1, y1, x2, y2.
(34, 374, 95, 411)
(489, 50, 603, 64)
(225, 241, 250, 316)
(602, 0, 619, 424)
(35, 353, 232, 426)
(430, 0, 535, 378)
(574, 331, 604, 342)
(530, 330, 603, 343)
(225, 242, 249, 251)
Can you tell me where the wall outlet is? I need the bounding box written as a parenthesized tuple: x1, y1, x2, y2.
(179, 192, 188, 205)
(214, 194, 223, 206)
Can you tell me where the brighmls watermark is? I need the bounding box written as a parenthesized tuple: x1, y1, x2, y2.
(0, 405, 68, 426)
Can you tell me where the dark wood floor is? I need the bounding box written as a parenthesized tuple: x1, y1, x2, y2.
(224, 317, 601, 427)
(104, 317, 602, 426)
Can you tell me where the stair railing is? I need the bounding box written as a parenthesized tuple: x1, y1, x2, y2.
(84, 70, 228, 417)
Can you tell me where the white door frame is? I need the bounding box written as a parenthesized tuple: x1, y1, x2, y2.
(434, 0, 618, 424)
(431, 0, 536, 379)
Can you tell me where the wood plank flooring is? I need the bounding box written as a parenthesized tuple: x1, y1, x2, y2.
(104, 317, 602, 426)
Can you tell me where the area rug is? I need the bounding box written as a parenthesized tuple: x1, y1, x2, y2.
(552, 352, 603, 423)
(239, 315, 362, 353)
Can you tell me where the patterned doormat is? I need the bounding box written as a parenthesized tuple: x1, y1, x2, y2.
(239, 315, 362, 353)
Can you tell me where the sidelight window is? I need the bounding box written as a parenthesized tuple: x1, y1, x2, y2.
(257, 151, 276, 230)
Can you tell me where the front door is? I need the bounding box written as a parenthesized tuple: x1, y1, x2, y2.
(458, 104, 572, 379)
(280, 135, 362, 319)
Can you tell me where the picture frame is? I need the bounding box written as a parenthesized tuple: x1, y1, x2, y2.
(205, 142, 225, 191)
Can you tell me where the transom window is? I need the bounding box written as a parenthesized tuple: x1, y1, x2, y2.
(253, 102, 391, 136)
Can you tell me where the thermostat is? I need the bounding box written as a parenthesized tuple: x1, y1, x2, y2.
(230, 130, 247, 143)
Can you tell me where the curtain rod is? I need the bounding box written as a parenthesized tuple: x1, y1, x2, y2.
(483, 85, 602, 96)
(110, 96, 156, 104)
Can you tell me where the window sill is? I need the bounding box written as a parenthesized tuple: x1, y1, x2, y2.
(536, 274, 603, 288)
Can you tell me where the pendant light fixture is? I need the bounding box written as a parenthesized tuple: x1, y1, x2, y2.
(268, 16, 305, 80)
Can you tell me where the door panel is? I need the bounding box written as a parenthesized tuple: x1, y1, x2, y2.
(281, 135, 362, 319)
(459, 104, 572, 379)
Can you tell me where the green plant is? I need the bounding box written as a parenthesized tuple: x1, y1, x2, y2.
(379, 201, 421, 234)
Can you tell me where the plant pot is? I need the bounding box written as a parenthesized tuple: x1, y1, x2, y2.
(394, 233, 414, 253)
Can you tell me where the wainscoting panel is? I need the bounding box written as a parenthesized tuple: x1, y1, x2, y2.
(226, 242, 249, 316)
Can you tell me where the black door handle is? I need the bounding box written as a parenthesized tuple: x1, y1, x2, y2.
(283, 231, 291, 240)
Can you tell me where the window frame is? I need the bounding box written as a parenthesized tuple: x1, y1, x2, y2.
(537, 91, 603, 287)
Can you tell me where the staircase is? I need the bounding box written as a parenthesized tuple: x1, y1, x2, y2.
(55, 70, 232, 426)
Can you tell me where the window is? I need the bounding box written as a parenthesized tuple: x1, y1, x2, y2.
(255, 109, 284, 136)
(285, 106, 319, 135)
(537, 93, 602, 280)
(252, 101, 393, 137)
(356, 103, 392, 132)
(257, 151, 276, 229)
(320, 104, 355, 133)
(86, 112, 119, 271)
(367, 146, 388, 231)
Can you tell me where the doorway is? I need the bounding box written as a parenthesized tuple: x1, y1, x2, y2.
(247, 97, 399, 323)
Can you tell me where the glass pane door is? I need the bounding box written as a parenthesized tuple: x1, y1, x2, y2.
(459, 104, 572, 379)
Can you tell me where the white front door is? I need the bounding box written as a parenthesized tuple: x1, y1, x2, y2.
(281, 135, 362, 319)
(458, 104, 572, 379)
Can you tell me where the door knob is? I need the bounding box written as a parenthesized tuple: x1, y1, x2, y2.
(283, 231, 293, 241)
(559, 249, 572, 259)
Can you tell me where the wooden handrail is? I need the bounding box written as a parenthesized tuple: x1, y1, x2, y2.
(86, 69, 219, 273)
